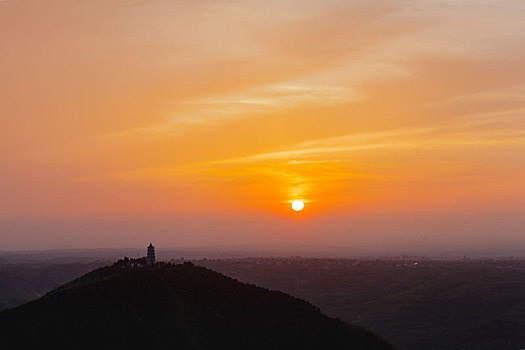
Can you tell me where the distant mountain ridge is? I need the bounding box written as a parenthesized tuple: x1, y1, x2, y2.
(0, 260, 394, 349)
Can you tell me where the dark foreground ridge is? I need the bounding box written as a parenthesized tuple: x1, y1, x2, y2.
(0, 261, 394, 349)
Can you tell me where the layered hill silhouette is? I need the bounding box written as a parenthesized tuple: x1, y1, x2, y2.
(0, 260, 393, 349)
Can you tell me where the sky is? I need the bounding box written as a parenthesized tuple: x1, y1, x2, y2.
(1, 0, 524, 252)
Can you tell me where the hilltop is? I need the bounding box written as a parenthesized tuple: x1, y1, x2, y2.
(0, 260, 393, 349)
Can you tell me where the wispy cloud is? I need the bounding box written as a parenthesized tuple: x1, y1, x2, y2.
(210, 143, 406, 165)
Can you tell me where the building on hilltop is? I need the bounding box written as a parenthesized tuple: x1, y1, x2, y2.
(146, 243, 156, 265)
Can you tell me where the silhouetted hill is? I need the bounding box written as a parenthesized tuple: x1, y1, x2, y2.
(0, 261, 393, 349)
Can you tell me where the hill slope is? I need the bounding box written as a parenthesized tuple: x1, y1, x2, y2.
(0, 261, 393, 349)
(199, 258, 525, 350)
(0, 261, 109, 310)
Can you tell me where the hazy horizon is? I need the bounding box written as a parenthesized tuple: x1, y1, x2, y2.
(2, 241, 525, 261)
(1, 0, 524, 251)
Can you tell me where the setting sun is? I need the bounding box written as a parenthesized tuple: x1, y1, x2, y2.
(291, 200, 305, 212)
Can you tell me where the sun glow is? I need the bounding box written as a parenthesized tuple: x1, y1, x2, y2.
(291, 200, 305, 211)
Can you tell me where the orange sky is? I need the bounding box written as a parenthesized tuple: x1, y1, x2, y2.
(1, 0, 524, 251)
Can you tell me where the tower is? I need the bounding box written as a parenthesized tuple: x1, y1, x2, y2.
(146, 243, 156, 265)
